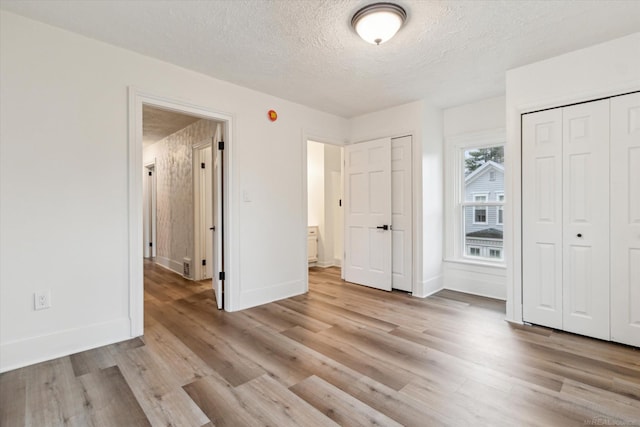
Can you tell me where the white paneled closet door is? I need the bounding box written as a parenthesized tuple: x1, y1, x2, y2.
(562, 100, 610, 340)
(610, 92, 640, 347)
(522, 109, 564, 329)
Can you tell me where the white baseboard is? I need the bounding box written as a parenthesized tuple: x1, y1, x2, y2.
(155, 256, 186, 277)
(236, 279, 305, 312)
(309, 260, 341, 269)
(0, 317, 132, 373)
(316, 260, 334, 268)
(444, 285, 507, 301)
(412, 275, 444, 298)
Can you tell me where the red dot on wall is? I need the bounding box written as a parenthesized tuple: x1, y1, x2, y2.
(268, 110, 278, 122)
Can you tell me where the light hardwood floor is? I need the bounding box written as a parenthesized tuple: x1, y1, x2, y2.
(1, 262, 639, 426)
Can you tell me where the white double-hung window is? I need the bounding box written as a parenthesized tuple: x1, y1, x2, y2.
(444, 131, 506, 265)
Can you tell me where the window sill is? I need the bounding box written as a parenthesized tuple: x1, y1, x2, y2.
(443, 257, 507, 269)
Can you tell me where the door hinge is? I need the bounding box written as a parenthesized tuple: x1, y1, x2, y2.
(148, 171, 152, 176)
(339, 199, 342, 207)
(219, 271, 226, 280)
(149, 242, 153, 247)
(218, 140, 224, 150)
(202, 259, 206, 266)
(201, 162, 206, 169)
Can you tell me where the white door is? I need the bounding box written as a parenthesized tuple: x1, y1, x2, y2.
(610, 92, 640, 347)
(522, 108, 564, 329)
(391, 136, 412, 292)
(344, 138, 392, 291)
(212, 124, 224, 309)
(201, 145, 213, 279)
(562, 100, 610, 340)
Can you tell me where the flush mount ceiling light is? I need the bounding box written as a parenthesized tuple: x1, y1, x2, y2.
(351, 2, 407, 45)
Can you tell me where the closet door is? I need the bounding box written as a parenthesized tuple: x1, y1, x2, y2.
(522, 109, 563, 329)
(562, 100, 610, 340)
(610, 92, 640, 347)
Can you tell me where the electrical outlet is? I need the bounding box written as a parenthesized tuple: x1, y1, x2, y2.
(34, 290, 51, 310)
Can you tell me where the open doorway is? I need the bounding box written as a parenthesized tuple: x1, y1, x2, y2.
(307, 140, 344, 273)
(140, 104, 226, 312)
(129, 90, 234, 336)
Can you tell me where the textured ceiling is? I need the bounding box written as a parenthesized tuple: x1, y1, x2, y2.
(1, 0, 639, 117)
(142, 106, 201, 147)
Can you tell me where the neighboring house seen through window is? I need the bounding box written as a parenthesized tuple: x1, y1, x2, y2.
(473, 194, 488, 224)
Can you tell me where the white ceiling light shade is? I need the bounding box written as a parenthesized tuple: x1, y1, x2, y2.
(351, 3, 407, 45)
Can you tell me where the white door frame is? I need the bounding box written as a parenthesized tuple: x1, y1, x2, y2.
(128, 87, 234, 337)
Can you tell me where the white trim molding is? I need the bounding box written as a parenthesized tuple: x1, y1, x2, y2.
(128, 88, 235, 336)
(0, 317, 130, 373)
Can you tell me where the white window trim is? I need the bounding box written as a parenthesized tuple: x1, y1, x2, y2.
(472, 193, 489, 225)
(496, 192, 505, 225)
(444, 129, 506, 267)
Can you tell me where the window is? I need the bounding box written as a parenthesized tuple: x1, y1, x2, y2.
(445, 131, 506, 265)
(473, 194, 488, 224)
(458, 144, 505, 263)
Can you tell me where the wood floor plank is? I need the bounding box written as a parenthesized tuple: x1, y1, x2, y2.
(146, 299, 266, 387)
(183, 374, 268, 427)
(77, 366, 151, 426)
(290, 375, 403, 427)
(0, 367, 27, 426)
(560, 379, 640, 422)
(283, 325, 415, 391)
(69, 338, 144, 377)
(115, 346, 209, 427)
(2, 263, 638, 426)
(278, 296, 398, 331)
(23, 358, 90, 427)
(399, 378, 519, 426)
(389, 325, 565, 392)
(242, 302, 332, 333)
(235, 374, 339, 427)
(141, 319, 218, 386)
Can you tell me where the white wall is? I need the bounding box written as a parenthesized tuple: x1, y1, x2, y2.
(505, 32, 640, 323)
(143, 119, 216, 275)
(350, 100, 443, 297)
(443, 96, 507, 300)
(0, 11, 348, 372)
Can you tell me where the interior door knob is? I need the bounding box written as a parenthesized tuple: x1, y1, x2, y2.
(577, 233, 582, 238)
(376, 225, 389, 230)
